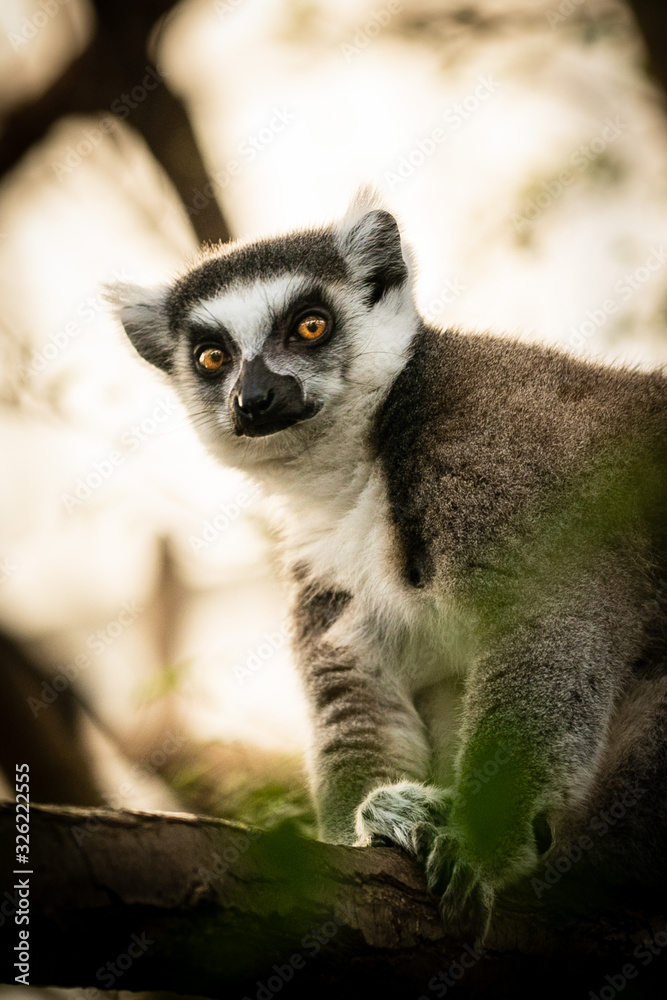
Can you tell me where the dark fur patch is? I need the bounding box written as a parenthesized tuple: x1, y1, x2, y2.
(167, 229, 349, 327)
(346, 210, 408, 306)
(373, 325, 667, 591)
(291, 582, 352, 647)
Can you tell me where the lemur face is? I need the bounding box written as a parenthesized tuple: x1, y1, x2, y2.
(110, 199, 417, 468)
(174, 271, 355, 443)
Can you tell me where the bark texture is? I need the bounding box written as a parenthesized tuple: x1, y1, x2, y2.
(0, 804, 665, 999)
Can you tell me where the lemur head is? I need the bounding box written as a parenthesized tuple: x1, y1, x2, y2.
(110, 194, 418, 470)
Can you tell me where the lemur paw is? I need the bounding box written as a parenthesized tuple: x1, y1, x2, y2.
(354, 781, 449, 857)
(426, 831, 495, 938)
(426, 816, 541, 937)
(355, 782, 542, 938)
(355, 784, 493, 936)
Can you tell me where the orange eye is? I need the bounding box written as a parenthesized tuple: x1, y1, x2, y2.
(296, 315, 328, 341)
(197, 346, 228, 372)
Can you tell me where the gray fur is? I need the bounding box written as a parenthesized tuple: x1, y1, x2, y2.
(109, 194, 667, 935)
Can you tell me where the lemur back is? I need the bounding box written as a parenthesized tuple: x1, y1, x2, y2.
(110, 193, 667, 934)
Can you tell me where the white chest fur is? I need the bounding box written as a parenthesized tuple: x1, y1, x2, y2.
(270, 463, 473, 694)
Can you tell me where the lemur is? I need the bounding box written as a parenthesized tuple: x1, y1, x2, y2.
(109, 192, 667, 935)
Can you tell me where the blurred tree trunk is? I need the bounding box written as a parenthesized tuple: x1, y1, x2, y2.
(0, 633, 102, 806)
(625, 1, 667, 100)
(0, 0, 230, 245)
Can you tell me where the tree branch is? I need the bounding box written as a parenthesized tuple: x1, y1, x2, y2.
(0, 0, 230, 245)
(1, 804, 665, 998)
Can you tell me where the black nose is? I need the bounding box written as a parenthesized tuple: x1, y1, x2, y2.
(235, 386, 275, 418)
(230, 355, 314, 438)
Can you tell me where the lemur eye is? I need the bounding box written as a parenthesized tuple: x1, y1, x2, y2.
(296, 315, 328, 341)
(195, 346, 229, 373)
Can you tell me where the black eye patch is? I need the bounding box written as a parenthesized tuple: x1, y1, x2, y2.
(267, 288, 338, 349)
(186, 321, 236, 355)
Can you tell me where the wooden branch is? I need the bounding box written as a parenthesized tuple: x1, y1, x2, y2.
(1, 804, 665, 998)
(0, 0, 230, 245)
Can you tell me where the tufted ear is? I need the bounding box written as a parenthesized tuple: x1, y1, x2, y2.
(337, 192, 411, 306)
(105, 281, 176, 374)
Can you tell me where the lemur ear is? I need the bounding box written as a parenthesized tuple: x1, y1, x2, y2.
(105, 282, 176, 374)
(339, 197, 410, 306)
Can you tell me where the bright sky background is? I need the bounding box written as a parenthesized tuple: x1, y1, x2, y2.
(0, 0, 665, 804)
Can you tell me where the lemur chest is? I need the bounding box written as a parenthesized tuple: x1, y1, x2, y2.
(285, 472, 472, 690)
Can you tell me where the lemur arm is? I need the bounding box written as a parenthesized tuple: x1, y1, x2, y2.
(292, 585, 432, 845)
(451, 576, 633, 861)
(357, 561, 643, 932)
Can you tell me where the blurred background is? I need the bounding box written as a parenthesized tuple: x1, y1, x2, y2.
(0, 0, 666, 840)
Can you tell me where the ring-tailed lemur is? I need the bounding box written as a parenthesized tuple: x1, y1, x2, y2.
(109, 192, 667, 935)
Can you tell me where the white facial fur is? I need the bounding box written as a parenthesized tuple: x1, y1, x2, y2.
(170, 268, 420, 477)
(187, 276, 300, 362)
(110, 197, 424, 586)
